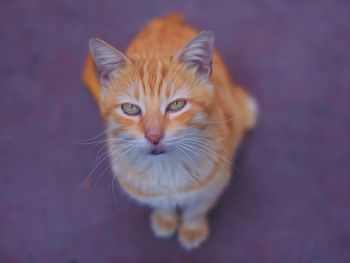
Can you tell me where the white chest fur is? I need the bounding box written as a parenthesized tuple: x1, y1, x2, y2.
(111, 152, 230, 209)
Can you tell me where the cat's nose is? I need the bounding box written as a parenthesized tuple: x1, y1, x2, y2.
(145, 131, 164, 145)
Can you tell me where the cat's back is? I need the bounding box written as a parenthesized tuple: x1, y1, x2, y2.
(126, 13, 196, 56)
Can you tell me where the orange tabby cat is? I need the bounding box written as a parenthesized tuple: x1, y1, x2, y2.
(82, 13, 257, 250)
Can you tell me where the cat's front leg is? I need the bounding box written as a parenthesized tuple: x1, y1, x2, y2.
(178, 197, 217, 250)
(150, 206, 178, 239)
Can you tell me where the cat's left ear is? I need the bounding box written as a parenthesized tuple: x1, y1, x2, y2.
(89, 38, 131, 87)
(174, 31, 215, 79)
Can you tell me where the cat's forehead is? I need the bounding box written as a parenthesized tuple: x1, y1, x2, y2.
(117, 59, 190, 102)
(133, 58, 174, 96)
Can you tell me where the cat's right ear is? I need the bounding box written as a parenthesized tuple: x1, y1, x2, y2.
(89, 38, 131, 87)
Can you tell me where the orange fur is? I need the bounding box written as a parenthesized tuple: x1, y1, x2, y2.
(82, 13, 257, 250)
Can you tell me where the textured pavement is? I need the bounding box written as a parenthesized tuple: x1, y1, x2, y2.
(1, 0, 350, 262)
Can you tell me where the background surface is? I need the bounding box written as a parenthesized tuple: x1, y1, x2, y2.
(1, 0, 350, 262)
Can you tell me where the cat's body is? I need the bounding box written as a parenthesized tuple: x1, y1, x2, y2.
(83, 13, 257, 249)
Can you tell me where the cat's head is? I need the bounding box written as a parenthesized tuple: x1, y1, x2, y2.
(89, 31, 215, 162)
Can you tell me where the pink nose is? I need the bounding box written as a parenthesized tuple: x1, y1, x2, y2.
(145, 132, 164, 145)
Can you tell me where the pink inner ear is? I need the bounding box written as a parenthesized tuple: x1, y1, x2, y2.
(96, 58, 128, 85)
(100, 69, 111, 82)
(193, 59, 212, 77)
(89, 38, 130, 86)
(175, 31, 214, 78)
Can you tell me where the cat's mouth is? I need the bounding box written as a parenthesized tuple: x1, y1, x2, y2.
(150, 145, 165, 155)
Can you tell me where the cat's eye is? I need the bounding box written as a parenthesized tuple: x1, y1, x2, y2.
(121, 103, 141, 116)
(166, 100, 186, 112)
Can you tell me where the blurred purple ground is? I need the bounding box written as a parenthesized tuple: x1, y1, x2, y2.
(1, 0, 350, 262)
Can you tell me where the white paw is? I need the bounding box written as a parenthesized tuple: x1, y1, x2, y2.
(150, 210, 178, 238)
(178, 218, 209, 250)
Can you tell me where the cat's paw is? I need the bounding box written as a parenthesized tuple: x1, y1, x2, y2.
(178, 217, 209, 250)
(150, 210, 178, 238)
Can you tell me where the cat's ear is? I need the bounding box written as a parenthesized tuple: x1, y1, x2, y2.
(89, 38, 131, 86)
(174, 31, 215, 79)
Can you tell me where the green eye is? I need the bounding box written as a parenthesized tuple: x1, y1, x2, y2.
(121, 103, 141, 116)
(167, 100, 186, 112)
